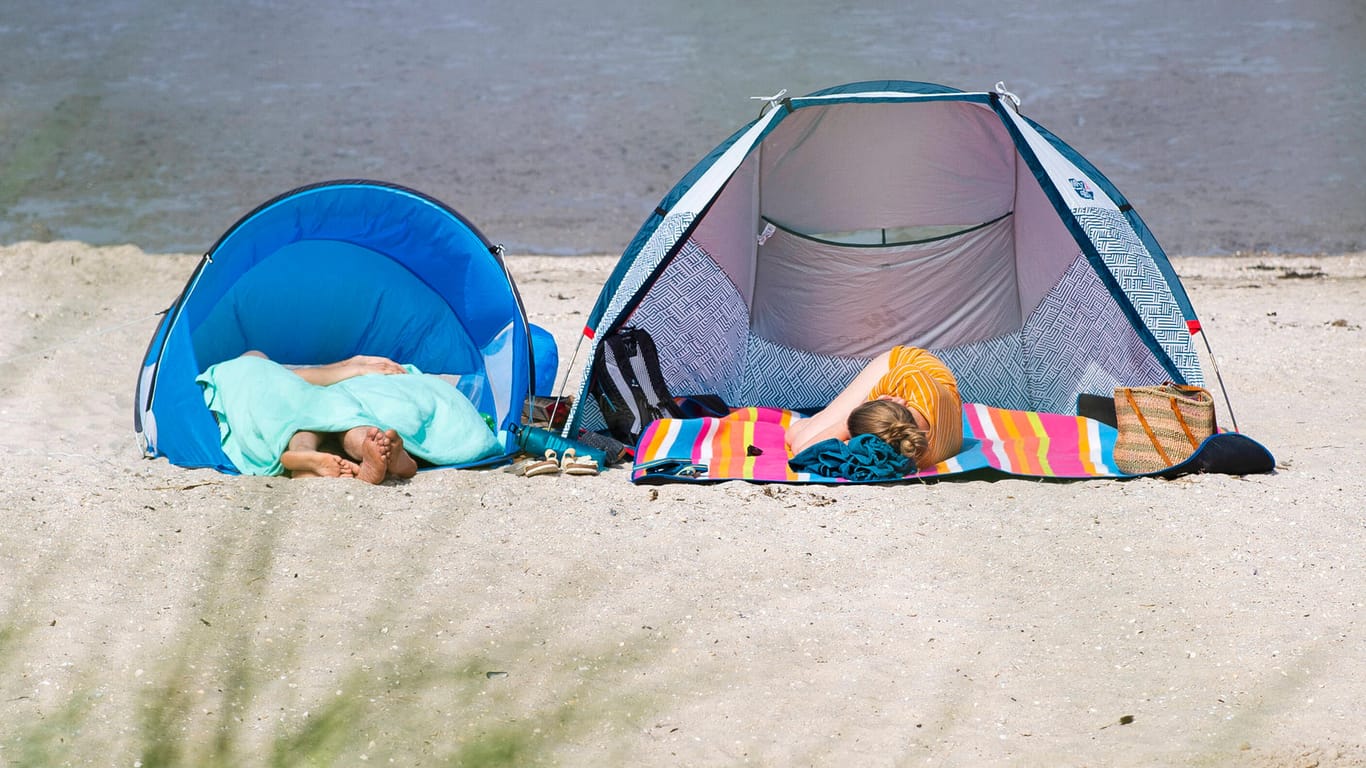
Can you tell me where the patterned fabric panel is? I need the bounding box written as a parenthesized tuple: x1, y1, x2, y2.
(595, 211, 698, 338)
(572, 237, 747, 435)
(740, 335, 868, 411)
(576, 395, 609, 436)
(741, 332, 1030, 414)
(1073, 207, 1203, 385)
(634, 240, 751, 403)
(1024, 256, 1174, 414)
(566, 211, 698, 434)
(570, 204, 1202, 434)
(934, 334, 1030, 411)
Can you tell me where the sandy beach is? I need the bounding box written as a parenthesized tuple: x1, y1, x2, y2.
(1, 240, 1363, 766)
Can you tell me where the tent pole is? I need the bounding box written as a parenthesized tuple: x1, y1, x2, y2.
(548, 331, 588, 433)
(1198, 329, 1240, 433)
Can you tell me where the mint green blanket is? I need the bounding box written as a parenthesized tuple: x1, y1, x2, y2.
(197, 355, 500, 475)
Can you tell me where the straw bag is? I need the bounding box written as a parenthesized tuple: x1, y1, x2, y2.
(1113, 382, 1217, 474)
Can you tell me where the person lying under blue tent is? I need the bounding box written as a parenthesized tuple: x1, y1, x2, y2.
(196, 351, 502, 483)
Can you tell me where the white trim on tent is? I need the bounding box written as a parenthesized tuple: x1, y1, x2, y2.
(672, 106, 784, 218)
(1000, 106, 1119, 213)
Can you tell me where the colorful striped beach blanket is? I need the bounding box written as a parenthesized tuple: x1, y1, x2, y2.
(630, 404, 1274, 483)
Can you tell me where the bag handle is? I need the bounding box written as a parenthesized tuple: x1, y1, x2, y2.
(1165, 381, 1214, 404)
(1123, 389, 1172, 466)
(1158, 381, 1207, 447)
(1168, 395, 1201, 449)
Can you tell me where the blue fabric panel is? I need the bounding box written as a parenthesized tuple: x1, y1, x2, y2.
(529, 324, 559, 396)
(186, 184, 512, 347)
(135, 291, 188, 440)
(146, 322, 236, 471)
(191, 240, 480, 374)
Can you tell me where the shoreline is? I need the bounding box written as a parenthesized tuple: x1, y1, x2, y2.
(1, 240, 1363, 766)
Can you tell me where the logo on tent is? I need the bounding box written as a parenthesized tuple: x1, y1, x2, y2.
(1069, 178, 1095, 200)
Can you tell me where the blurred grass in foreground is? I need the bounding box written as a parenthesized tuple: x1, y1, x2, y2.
(1, 512, 662, 766)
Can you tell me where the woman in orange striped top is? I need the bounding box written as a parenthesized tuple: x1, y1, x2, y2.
(785, 346, 963, 470)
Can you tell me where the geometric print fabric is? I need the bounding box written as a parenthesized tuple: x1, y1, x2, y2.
(581, 244, 1195, 432)
(740, 335, 867, 411)
(571, 236, 744, 435)
(1073, 206, 1203, 385)
(572, 219, 1203, 434)
(635, 239, 750, 404)
(1023, 255, 1173, 414)
(594, 243, 1189, 425)
(568, 211, 701, 434)
(935, 334, 1030, 410)
(596, 211, 698, 339)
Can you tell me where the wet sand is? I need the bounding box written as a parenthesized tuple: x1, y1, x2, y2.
(2, 1, 1362, 256)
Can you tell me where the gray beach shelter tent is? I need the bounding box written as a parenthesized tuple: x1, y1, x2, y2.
(563, 81, 1212, 437)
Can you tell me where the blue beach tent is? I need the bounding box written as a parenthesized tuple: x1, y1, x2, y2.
(135, 180, 536, 472)
(564, 81, 1218, 437)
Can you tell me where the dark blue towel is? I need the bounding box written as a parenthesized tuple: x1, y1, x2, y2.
(788, 434, 914, 481)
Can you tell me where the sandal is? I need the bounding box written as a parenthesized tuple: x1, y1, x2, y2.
(523, 449, 562, 477)
(560, 448, 600, 476)
(503, 456, 538, 476)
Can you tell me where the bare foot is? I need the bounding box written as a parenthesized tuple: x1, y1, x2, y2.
(384, 429, 418, 479)
(355, 428, 391, 485)
(282, 450, 360, 479)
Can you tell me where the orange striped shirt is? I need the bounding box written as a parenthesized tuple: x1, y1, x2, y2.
(867, 346, 963, 466)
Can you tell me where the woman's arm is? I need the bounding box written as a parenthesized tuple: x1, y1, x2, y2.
(243, 351, 407, 386)
(785, 350, 893, 454)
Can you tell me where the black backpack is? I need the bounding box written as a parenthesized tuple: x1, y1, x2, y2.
(589, 326, 684, 444)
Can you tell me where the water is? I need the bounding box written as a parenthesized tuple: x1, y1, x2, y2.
(1, 0, 1362, 256)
